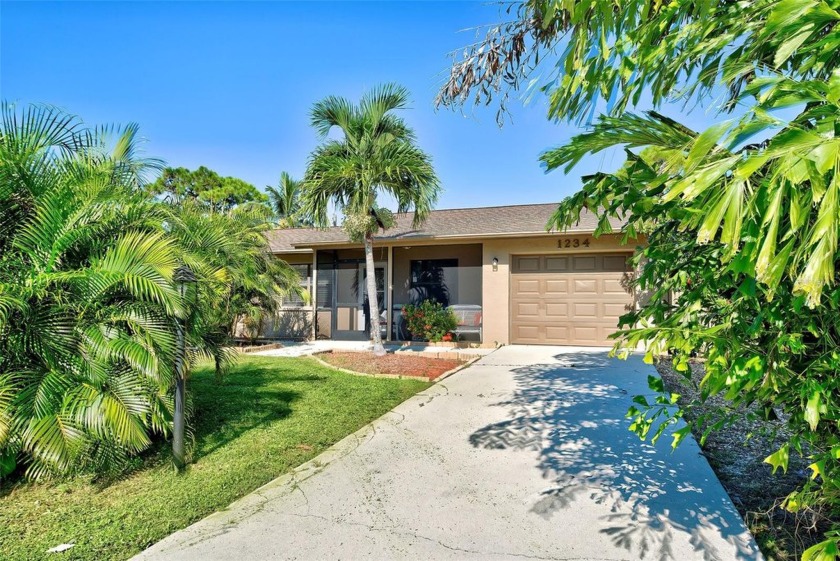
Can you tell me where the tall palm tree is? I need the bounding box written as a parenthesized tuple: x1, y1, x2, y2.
(266, 172, 308, 228)
(302, 83, 440, 355)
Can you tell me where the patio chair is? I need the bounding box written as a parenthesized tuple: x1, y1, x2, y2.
(449, 304, 482, 342)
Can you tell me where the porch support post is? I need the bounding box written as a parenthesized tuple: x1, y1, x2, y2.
(386, 245, 393, 342)
(311, 250, 317, 341)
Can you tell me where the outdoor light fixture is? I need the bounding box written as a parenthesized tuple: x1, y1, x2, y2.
(172, 264, 197, 470)
(492, 257, 499, 271)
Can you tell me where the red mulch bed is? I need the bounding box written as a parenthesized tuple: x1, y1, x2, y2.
(317, 352, 465, 380)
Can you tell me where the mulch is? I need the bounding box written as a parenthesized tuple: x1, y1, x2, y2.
(317, 352, 466, 381)
(656, 358, 827, 560)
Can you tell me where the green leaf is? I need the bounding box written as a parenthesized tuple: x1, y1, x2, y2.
(671, 426, 691, 449)
(809, 460, 825, 481)
(805, 391, 822, 431)
(773, 26, 814, 68)
(0, 449, 16, 477)
(685, 120, 731, 172)
(802, 539, 840, 561)
(648, 374, 664, 393)
(764, 443, 790, 474)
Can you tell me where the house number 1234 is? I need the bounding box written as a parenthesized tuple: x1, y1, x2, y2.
(558, 238, 590, 248)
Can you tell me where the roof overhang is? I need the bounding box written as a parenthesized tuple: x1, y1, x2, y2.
(274, 248, 315, 254)
(271, 228, 613, 254)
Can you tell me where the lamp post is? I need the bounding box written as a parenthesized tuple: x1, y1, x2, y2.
(173, 265, 197, 470)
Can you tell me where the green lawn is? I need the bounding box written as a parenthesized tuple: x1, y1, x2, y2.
(0, 355, 429, 561)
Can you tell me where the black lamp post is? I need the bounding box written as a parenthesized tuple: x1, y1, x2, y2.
(173, 264, 197, 470)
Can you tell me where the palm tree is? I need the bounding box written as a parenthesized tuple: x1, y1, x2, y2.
(0, 103, 179, 479)
(167, 200, 300, 377)
(0, 103, 301, 478)
(266, 172, 308, 227)
(302, 83, 440, 355)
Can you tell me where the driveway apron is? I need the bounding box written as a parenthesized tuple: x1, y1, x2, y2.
(135, 345, 763, 561)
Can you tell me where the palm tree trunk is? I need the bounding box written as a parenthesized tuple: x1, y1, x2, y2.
(363, 234, 386, 356)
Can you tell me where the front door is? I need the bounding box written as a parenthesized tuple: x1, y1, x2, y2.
(333, 260, 386, 341)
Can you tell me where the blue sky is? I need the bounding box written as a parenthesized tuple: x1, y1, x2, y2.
(2, 1, 713, 210)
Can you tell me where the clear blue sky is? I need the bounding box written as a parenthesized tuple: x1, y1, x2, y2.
(1, 1, 712, 210)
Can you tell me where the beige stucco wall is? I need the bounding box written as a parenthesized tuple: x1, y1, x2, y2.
(269, 232, 643, 344)
(481, 233, 642, 346)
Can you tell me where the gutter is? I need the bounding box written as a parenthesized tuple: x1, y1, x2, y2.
(283, 228, 616, 251)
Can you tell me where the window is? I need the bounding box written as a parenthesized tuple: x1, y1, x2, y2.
(410, 259, 457, 307)
(283, 264, 311, 307)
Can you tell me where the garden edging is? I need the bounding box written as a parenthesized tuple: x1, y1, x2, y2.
(309, 351, 482, 383)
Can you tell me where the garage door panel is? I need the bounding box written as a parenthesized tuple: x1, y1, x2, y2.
(545, 279, 569, 294)
(604, 302, 631, 316)
(514, 279, 540, 295)
(545, 257, 570, 271)
(603, 255, 630, 271)
(573, 279, 598, 294)
(573, 256, 597, 270)
(545, 302, 568, 318)
(515, 257, 541, 272)
(513, 325, 541, 343)
(572, 302, 597, 318)
(545, 325, 570, 341)
(515, 302, 540, 318)
(604, 278, 629, 294)
(510, 252, 634, 346)
(571, 326, 599, 343)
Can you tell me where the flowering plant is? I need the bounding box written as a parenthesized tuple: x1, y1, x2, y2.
(401, 300, 457, 342)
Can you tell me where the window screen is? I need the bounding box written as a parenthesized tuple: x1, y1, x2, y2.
(283, 264, 311, 307)
(409, 259, 457, 307)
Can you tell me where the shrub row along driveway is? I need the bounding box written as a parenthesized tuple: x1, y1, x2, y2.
(136, 346, 762, 560)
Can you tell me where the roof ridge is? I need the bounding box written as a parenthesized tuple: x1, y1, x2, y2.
(268, 202, 563, 233)
(392, 201, 560, 215)
(266, 205, 623, 253)
(270, 201, 560, 232)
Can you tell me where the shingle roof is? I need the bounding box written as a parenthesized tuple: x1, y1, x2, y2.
(266, 203, 623, 253)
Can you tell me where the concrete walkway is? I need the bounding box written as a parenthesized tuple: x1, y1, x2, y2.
(251, 339, 493, 359)
(135, 346, 762, 561)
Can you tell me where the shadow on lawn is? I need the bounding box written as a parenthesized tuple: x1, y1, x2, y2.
(0, 361, 325, 495)
(469, 351, 762, 561)
(189, 363, 327, 461)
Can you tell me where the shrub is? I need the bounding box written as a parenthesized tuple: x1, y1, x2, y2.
(401, 300, 457, 343)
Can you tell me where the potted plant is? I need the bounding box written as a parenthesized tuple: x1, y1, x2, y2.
(401, 300, 458, 343)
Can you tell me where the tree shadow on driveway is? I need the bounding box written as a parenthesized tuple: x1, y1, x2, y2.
(468, 351, 762, 561)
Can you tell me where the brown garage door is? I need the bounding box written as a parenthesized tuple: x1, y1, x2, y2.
(510, 253, 634, 346)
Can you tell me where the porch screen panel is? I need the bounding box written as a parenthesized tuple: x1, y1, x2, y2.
(391, 244, 483, 341)
(410, 259, 458, 306)
(316, 264, 334, 308)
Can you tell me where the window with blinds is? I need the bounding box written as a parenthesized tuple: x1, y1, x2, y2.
(282, 264, 311, 307)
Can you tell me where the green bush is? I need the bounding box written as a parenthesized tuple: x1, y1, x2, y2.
(0, 104, 299, 480)
(401, 300, 457, 343)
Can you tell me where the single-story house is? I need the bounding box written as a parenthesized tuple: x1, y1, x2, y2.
(264, 202, 641, 347)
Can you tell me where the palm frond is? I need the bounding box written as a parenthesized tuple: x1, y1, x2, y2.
(310, 95, 355, 138)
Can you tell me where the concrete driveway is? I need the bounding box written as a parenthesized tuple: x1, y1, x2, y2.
(135, 346, 762, 561)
